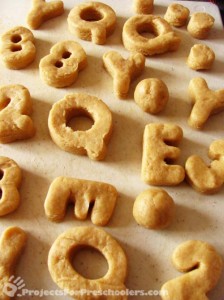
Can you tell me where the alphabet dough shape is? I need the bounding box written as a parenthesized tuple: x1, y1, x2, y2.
(48, 93, 113, 161)
(188, 77, 224, 129)
(0, 84, 35, 143)
(39, 40, 87, 88)
(27, 0, 64, 30)
(0, 26, 36, 70)
(0, 227, 27, 300)
(67, 1, 116, 45)
(141, 123, 185, 186)
(122, 15, 181, 56)
(133, 0, 154, 14)
(0, 157, 22, 216)
(103, 51, 145, 98)
(185, 139, 224, 194)
(44, 176, 117, 226)
(161, 240, 223, 300)
(48, 226, 127, 300)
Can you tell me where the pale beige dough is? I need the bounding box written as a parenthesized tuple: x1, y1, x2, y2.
(103, 51, 145, 99)
(44, 176, 118, 226)
(39, 40, 87, 88)
(133, 0, 154, 14)
(164, 3, 190, 27)
(0, 26, 36, 70)
(142, 123, 185, 186)
(161, 240, 223, 300)
(0, 227, 27, 300)
(122, 15, 181, 56)
(48, 226, 127, 300)
(48, 93, 113, 161)
(188, 77, 224, 129)
(134, 78, 169, 114)
(0, 84, 35, 143)
(68, 2, 116, 45)
(0, 157, 22, 216)
(27, 0, 64, 30)
(185, 139, 224, 194)
(187, 12, 214, 39)
(187, 44, 215, 70)
(133, 189, 175, 229)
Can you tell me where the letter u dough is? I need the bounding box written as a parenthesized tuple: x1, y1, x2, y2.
(44, 176, 117, 226)
(48, 93, 113, 161)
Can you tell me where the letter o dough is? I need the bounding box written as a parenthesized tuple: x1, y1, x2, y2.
(122, 15, 181, 56)
(67, 2, 116, 45)
(48, 226, 127, 299)
(0, 26, 36, 69)
(39, 40, 87, 88)
(48, 93, 113, 161)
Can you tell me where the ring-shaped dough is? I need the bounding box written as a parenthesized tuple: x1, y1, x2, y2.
(67, 2, 116, 45)
(48, 93, 113, 161)
(122, 15, 181, 56)
(48, 226, 127, 299)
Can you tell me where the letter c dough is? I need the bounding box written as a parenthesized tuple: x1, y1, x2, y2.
(48, 93, 113, 161)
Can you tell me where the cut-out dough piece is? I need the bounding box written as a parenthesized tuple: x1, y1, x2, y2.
(134, 78, 169, 114)
(142, 123, 185, 186)
(133, 188, 175, 229)
(67, 2, 116, 45)
(0, 26, 36, 70)
(103, 51, 145, 99)
(48, 226, 127, 300)
(0, 84, 35, 143)
(122, 15, 181, 56)
(187, 12, 214, 39)
(48, 93, 113, 161)
(188, 77, 224, 129)
(39, 40, 87, 88)
(44, 176, 117, 226)
(0, 157, 22, 216)
(185, 139, 224, 194)
(187, 44, 215, 70)
(161, 240, 223, 300)
(133, 0, 154, 14)
(27, 0, 64, 30)
(164, 3, 190, 27)
(0, 227, 27, 300)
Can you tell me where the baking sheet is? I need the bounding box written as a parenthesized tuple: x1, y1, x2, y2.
(0, 0, 224, 299)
